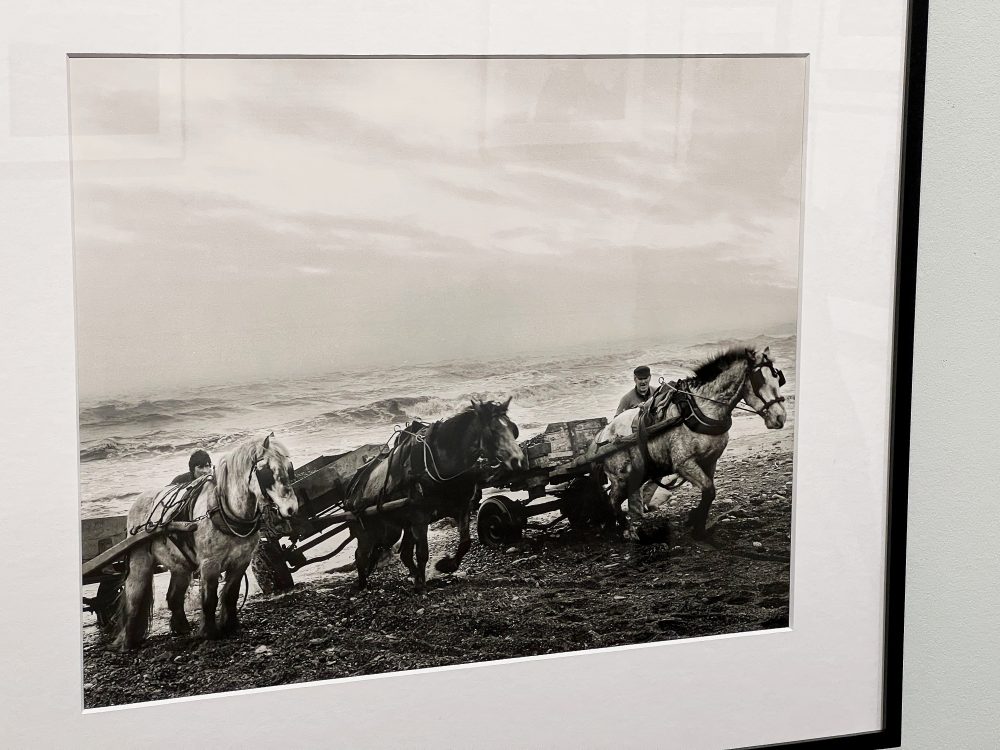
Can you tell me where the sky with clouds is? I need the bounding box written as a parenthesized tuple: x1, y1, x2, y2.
(69, 56, 806, 399)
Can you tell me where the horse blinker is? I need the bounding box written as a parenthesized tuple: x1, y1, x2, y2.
(255, 462, 276, 492)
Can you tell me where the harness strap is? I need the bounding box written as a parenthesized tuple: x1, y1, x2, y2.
(209, 481, 262, 538)
(635, 411, 683, 490)
(164, 532, 199, 570)
(636, 417, 652, 477)
(130, 475, 212, 536)
(677, 391, 733, 436)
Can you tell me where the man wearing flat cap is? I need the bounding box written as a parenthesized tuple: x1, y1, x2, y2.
(616, 365, 654, 416)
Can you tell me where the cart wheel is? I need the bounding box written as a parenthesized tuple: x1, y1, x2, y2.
(93, 577, 125, 631)
(562, 477, 613, 529)
(251, 538, 294, 595)
(477, 496, 524, 548)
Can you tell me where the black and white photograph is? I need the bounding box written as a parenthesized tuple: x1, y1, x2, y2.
(73, 55, 805, 708)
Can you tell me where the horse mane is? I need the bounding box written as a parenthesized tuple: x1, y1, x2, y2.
(434, 400, 505, 441)
(213, 434, 290, 507)
(434, 403, 480, 441)
(691, 347, 753, 385)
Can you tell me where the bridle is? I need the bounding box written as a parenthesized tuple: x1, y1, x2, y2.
(213, 455, 294, 538)
(747, 357, 787, 412)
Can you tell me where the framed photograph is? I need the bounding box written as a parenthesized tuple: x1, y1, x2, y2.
(1, 1, 925, 748)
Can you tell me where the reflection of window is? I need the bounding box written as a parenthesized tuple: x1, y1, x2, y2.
(70, 58, 162, 136)
(69, 57, 184, 163)
(533, 65, 628, 123)
(482, 59, 646, 151)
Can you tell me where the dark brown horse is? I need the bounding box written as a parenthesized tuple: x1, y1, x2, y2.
(592, 347, 787, 541)
(345, 399, 526, 593)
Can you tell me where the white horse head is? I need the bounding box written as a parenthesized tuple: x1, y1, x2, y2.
(217, 432, 300, 519)
(741, 347, 787, 429)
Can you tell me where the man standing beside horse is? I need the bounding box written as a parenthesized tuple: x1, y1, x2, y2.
(616, 365, 654, 416)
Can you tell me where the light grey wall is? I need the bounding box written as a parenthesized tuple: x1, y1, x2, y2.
(901, 2, 1000, 748)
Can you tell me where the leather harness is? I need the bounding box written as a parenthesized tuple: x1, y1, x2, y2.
(631, 364, 773, 485)
(633, 383, 732, 488)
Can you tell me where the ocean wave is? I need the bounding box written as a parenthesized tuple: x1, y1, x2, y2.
(309, 395, 470, 429)
(79, 397, 231, 428)
(79, 430, 250, 463)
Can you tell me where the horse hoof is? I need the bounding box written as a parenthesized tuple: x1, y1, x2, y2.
(691, 524, 717, 542)
(434, 557, 458, 574)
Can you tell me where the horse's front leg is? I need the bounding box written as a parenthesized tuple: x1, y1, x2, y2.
(398, 527, 417, 577)
(166, 570, 193, 636)
(410, 516, 430, 594)
(198, 563, 222, 639)
(217, 563, 249, 637)
(435, 507, 471, 574)
(623, 486, 646, 542)
(352, 524, 373, 591)
(678, 459, 717, 540)
(601, 456, 631, 534)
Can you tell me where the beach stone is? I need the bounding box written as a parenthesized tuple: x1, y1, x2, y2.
(505, 547, 517, 554)
(255, 646, 271, 656)
(510, 555, 538, 566)
(752, 541, 763, 549)
(416, 608, 425, 615)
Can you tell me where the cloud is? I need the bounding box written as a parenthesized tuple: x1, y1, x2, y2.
(69, 56, 805, 398)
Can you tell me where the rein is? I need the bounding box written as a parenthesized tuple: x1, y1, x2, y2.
(659, 360, 785, 418)
(416, 422, 489, 483)
(129, 475, 213, 536)
(661, 381, 759, 416)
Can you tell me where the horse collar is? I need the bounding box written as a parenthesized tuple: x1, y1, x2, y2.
(210, 487, 261, 538)
(210, 467, 265, 538)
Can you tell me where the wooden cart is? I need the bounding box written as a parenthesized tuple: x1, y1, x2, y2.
(475, 417, 614, 547)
